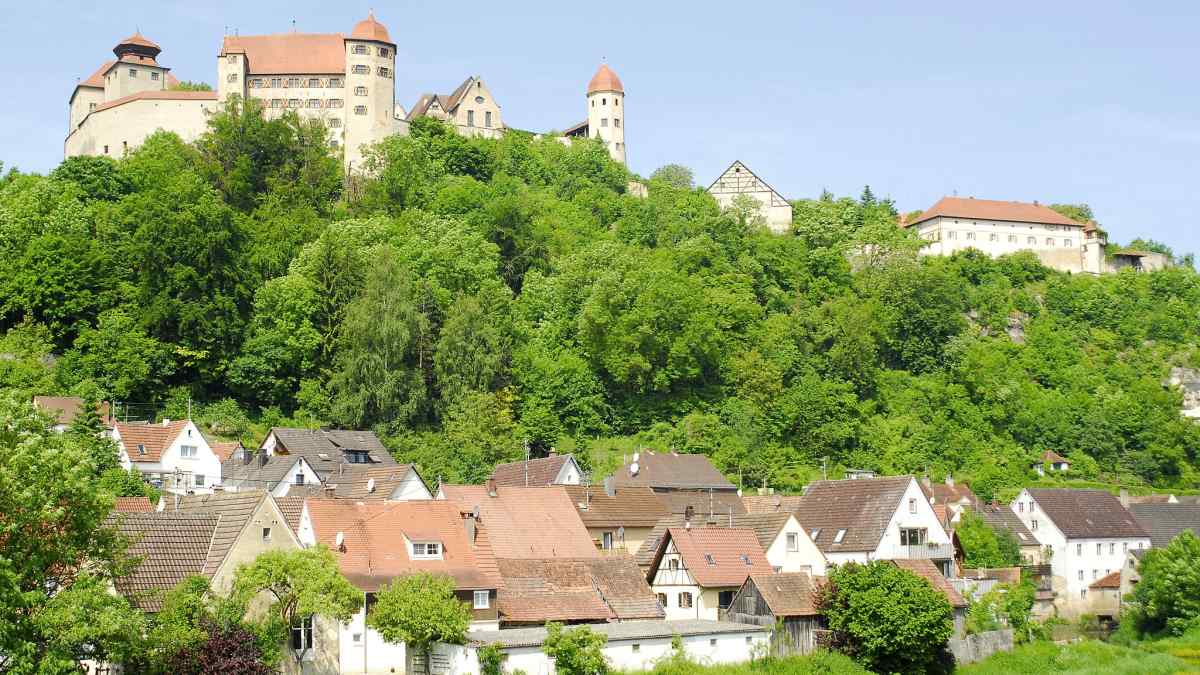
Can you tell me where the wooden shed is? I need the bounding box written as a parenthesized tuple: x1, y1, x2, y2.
(724, 572, 823, 656)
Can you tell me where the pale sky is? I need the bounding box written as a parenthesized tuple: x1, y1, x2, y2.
(4, 1, 1198, 255)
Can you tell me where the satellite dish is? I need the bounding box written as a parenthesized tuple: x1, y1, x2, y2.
(366, 478, 376, 493)
(334, 531, 345, 549)
(630, 462, 640, 476)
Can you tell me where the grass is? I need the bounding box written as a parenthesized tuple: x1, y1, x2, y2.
(626, 652, 869, 675)
(958, 639, 1200, 675)
(1138, 628, 1200, 667)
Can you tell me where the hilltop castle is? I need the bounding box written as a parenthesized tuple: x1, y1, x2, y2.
(66, 13, 627, 171)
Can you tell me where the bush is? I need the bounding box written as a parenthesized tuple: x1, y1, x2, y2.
(543, 622, 608, 675)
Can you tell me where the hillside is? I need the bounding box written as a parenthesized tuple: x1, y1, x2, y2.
(2, 101, 1198, 497)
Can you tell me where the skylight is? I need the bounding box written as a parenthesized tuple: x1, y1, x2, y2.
(740, 554, 751, 566)
(704, 554, 716, 566)
(810, 528, 821, 540)
(833, 529, 847, 544)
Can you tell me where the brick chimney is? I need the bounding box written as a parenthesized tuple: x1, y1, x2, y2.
(487, 478, 497, 498)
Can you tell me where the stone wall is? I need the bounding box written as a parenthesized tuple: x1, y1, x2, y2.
(948, 629, 1014, 665)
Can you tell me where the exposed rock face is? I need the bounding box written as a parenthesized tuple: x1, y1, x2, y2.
(1007, 313, 1028, 344)
(1167, 367, 1200, 419)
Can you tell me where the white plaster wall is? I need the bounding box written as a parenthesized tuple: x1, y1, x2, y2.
(873, 479, 953, 560)
(587, 90, 625, 164)
(271, 458, 322, 497)
(915, 216, 1087, 273)
(65, 98, 215, 158)
(69, 87, 106, 131)
(390, 472, 432, 500)
(765, 515, 827, 575)
(156, 421, 222, 494)
(104, 64, 168, 101)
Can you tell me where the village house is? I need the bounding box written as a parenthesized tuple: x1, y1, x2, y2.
(608, 451, 746, 519)
(32, 395, 112, 432)
(1033, 450, 1071, 476)
(299, 499, 502, 673)
(225, 427, 404, 494)
(635, 511, 827, 576)
(1088, 571, 1123, 622)
(112, 419, 222, 495)
(792, 476, 955, 575)
(406, 76, 505, 139)
(706, 161, 793, 234)
(562, 483, 670, 554)
(646, 527, 774, 621)
(489, 452, 584, 488)
(977, 499, 1043, 564)
(1011, 488, 1150, 617)
(495, 557, 663, 627)
(725, 572, 823, 655)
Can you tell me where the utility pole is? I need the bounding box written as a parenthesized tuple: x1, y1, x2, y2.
(523, 439, 530, 487)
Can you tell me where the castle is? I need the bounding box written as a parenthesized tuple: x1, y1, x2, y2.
(66, 13, 627, 171)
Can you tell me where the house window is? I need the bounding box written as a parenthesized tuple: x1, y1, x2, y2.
(602, 532, 613, 549)
(249, 78, 263, 88)
(657, 593, 668, 607)
(129, 69, 138, 77)
(309, 78, 321, 87)
(615, 98, 620, 106)
(833, 529, 846, 544)
(377, 67, 391, 78)
(270, 78, 282, 88)
(137, 444, 146, 455)
(1078, 570, 1084, 581)
(786, 533, 799, 552)
(270, 99, 282, 108)
(679, 592, 693, 608)
(307, 99, 321, 108)
(353, 45, 368, 55)
(1077, 543, 1083, 556)
(104, 145, 109, 154)
(295, 472, 305, 486)
(600, 118, 608, 127)
(1097, 543, 1102, 555)
(344, 450, 370, 463)
(602, 98, 607, 105)
(328, 118, 342, 128)
(379, 47, 390, 57)
(328, 99, 344, 108)
(614, 118, 621, 128)
(353, 65, 369, 74)
(1031, 519, 1038, 530)
(1123, 542, 1128, 553)
(989, 233, 998, 242)
(473, 590, 489, 609)
(354, 105, 367, 115)
(900, 528, 926, 546)
(194, 474, 205, 487)
(180, 445, 198, 458)
(909, 498, 917, 514)
(704, 554, 716, 566)
(291, 616, 314, 651)
(329, 77, 343, 87)
(412, 542, 442, 559)
(947, 231, 956, 240)
(151, 71, 160, 81)
(1008, 235, 1017, 243)
(475, 95, 485, 104)
(227, 55, 237, 64)
(288, 99, 301, 108)
(632, 644, 640, 653)
(1080, 589, 1087, 599)
(227, 73, 238, 83)
(1064, 238, 1073, 247)
(1093, 569, 1098, 579)
(485, 111, 492, 128)
(355, 86, 368, 96)
(668, 558, 679, 571)
(89, 102, 97, 111)
(1046, 238, 1055, 246)
(966, 232, 976, 241)
(718, 590, 735, 609)
(262, 527, 272, 543)
(1109, 543, 1115, 555)
(287, 77, 301, 88)
(468, 110, 475, 126)
(1028, 236, 1037, 245)
(710, 639, 717, 647)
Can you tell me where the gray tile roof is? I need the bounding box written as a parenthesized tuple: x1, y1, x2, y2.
(1027, 489, 1148, 539)
(609, 452, 735, 490)
(490, 455, 573, 487)
(224, 428, 399, 488)
(111, 512, 219, 612)
(977, 503, 1037, 546)
(1129, 504, 1200, 548)
(793, 476, 914, 553)
(468, 620, 768, 648)
(165, 491, 270, 576)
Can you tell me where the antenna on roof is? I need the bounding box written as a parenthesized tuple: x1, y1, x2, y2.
(291, 18, 297, 32)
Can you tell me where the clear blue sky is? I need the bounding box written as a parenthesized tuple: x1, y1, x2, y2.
(5, 1, 1198, 254)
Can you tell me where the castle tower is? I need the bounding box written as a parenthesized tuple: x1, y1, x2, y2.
(343, 11, 397, 171)
(586, 63, 625, 164)
(106, 32, 169, 100)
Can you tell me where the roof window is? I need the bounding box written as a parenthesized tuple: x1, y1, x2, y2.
(810, 528, 821, 540)
(740, 554, 751, 566)
(704, 554, 716, 566)
(833, 529, 846, 544)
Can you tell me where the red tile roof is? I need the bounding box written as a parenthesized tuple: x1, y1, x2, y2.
(439, 486, 598, 559)
(221, 33, 347, 75)
(907, 197, 1084, 228)
(33, 396, 112, 427)
(794, 476, 916, 553)
(588, 63, 624, 94)
(1090, 570, 1122, 589)
(305, 499, 501, 591)
(742, 494, 805, 514)
(561, 485, 670, 528)
(210, 441, 243, 463)
(350, 11, 393, 43)
(116, 32, 161, 51)
(114, 496, 154, 512)
(891, 559, 967, 608)
(92, 89, 217, 115)
(490, 455, 573, 487)
(78, 60, 114, 89)
(497, 557, 662, 623)
(663, 527, 773, 588)
(115, 420, 191, 462)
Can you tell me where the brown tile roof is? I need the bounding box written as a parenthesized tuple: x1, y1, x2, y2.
(1039, 450, 1070, 464)
(78, 60, 114, 89)
(210, 441, 243, 463)
(1129, 504, 1200, 549)
(745, 572, 820, 617)
(742, 494, 805, 514)
(438, 486, 598, 559)
(561, 485, 670, 528)
(794, 476, 915, 553)
(117, 32, 161, 51)
(497, 556, 662, 623)
(269, 428, 393, 463)
(907, 197, 1085, 228)
(349, 11, 393, 43)
(976, 503, 1037, 546)
(1126, 495, 1177, 505)
(661, 527, 773, 587)
(1027, 489, 1148, 540)
(305, 499, 501, 591)
(115, 420, 191, 462)
(609, 452, 734, 490)
(920, 479, 979, 508)
(491, 455, 574, 487)
(321, 464, 422, 499)
(221, 34, 347, 75)
(274, 496, 305, 535)
(111, 512, 219, 612)
(960, 567, 1022, 585)
(655, 489, 746, 518)
(587, 63, 624, 94)
(890, 559, 967, 608)
(635, 512, 794, 568)
(1090, 570, 1122, 589)
(92, 90, 217, 115)
(33, 396, 112, 427)
(114, 496, 154, 512)
(167, 491, 273, 576)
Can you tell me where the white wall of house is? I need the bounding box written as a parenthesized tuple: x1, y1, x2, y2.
(1012, 489, 1150, 616)
(389, 471, 433, 500)
(650, 539, 706, 620)
(555, 458, 583, 485)
(874, 479, 954, 564)
(765, 515, 827, 575)
(116, 420, 221, 495)
(914, 216, 1096, 274)
(271, 458, 323, 496)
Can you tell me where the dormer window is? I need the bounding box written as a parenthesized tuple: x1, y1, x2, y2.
(740, 554, 752, 566)
(412, 542, 442, 559)
(810, 528, 821, 540)
(343, 449, 370, 464)
(833, 529, 846, 544)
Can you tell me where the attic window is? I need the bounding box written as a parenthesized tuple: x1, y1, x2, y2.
(810, 528, 821, 540)
(344, 450, 370, 464)
(137, 444, 146, 455)
(412, 542, 442, 559)
(704, 554, 716, 566)
(833, 529, 846, 544)
(740, 555, 751, 566)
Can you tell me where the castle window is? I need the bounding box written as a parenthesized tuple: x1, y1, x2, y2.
(270, 78, 282, 88)
(355, 86, 368, 96)
(288, 99, 301, 108)
(1027, 236, 1036, 245)
(601, 118, 608, 127)
(467, 110, 475, 126)
(354, 105, 367, 115)
(379, 47, 390, 57)
(989, 233, 998, 242)
(1008, 235, 1017, 243)
(591, 100, 595, 107)
(270, 99, 282, 108)
(1064, 238, 1072, 247)
(602, 97, 607, 105)
(485, 111, 492, 128)
(151, 71, 160, 81)
(353, 45, 368, 55)
(946, 231, 956, 240)
(328, 99, 344, 108)
(309, 78, 321, 88)
(353, 65, 369, 75)
(966, 232, 975, 240)
(103, 145, 109, 154)
(227, 55, 237, 64)
(1046, 238, 1055, 246)
(227, 73, 238, 83)
(89, 102, 97, 111)
(129, 69, 138, 77)
(249, 79, 263, 88)
(328, 77, 343, 88)
(287, 77, 301, 88)
(307, 99, 321, 108)
(328, 118, 341, 128)
(377, 67, 391, 78)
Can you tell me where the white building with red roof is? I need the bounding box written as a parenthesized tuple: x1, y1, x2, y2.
(112, 418, 221, 495)
(905, 196, 1107, 274)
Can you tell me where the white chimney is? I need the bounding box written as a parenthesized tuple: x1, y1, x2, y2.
(366, 478, 376, 493)
(334, 531, 345, 551)
(162, 418, 170, 426)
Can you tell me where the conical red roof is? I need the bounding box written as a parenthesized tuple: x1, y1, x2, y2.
(587, 63, 623, 94)
(118, 31, 160, 50)
(350, 11, 392, 43)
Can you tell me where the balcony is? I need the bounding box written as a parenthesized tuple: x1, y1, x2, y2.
(896, 542, 956, 560)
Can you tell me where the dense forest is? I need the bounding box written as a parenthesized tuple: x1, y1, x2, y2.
(2, 97, 1199, 498)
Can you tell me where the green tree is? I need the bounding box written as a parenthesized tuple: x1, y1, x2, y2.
(956, 510, 1022, 568)
(170, 80, 214, 92)
(366, 573, 471, 668)
(58, 308, 175, 402)
(543, 622, 609, 675)
(816, 561, 954, 673)
(1129, 530, 1200, 636)
(649, 164, 694, 189)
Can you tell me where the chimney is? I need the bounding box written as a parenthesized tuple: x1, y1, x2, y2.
(603, 476, 615, 498)
(1119, 488, 1130, 508)
(486, 478, 497, 498)
(464, 512, 478, 545)
(684, 504, 694, 524)
(323, 485, 335, 499)
(945, 475, 955, 488)
(162, 418, 170, 426)
(548, 447, 557, 457)
(259, 452, 268, 467)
